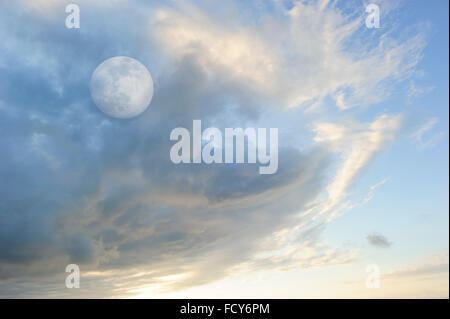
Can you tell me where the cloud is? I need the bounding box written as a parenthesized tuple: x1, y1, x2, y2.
(362, 177, 389, 204)
(367, 233, 392, 248)
(411, 117, 438, 140)
(312, 114, 402, 220)
(411, 117, 444, 149)
(152, 0, 425, 109)
(408, 80, 434, 99)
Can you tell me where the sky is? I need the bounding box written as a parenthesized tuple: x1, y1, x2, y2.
(0, 0, 448, 298)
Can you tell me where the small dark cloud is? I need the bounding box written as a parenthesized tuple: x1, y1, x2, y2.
(367, 233, 392, 248)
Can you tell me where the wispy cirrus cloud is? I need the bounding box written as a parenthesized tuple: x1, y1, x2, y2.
(152, 0, 425, 109)
(411, 117, 444, 149)
(312, 114, 402, 220)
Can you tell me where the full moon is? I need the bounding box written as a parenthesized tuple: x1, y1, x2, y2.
(90, 56, 154, 119)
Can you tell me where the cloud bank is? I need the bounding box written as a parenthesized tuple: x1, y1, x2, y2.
(0, 0, 426, 297)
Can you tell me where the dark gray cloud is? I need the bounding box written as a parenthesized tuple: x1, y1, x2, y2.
(367, 233, 392, 248)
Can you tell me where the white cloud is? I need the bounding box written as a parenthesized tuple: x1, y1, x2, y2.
(360, 177, 390, 205)
(411, 117, 444, 149)
(408, 80, 434, 99)
(412, 117, 438, 139)
(152, 1, 425, 109)
(313, 114, 402, 220)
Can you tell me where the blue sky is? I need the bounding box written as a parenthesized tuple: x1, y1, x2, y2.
(0, 0, 448, 298)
